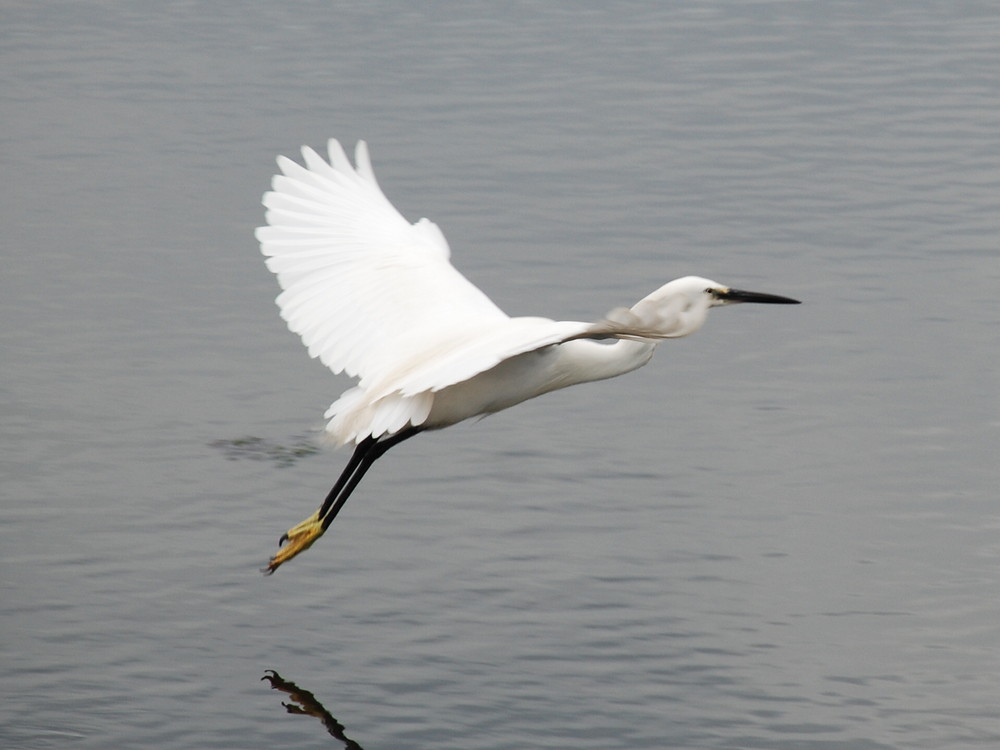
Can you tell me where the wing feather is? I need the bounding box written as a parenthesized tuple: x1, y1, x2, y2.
(362, 317, 593, 402)
(257, 140, 507, 384)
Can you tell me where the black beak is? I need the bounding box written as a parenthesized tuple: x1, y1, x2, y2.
(716, 288, 801, 305)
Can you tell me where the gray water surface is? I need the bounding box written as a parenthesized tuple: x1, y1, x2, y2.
(3, 2, 999, 748)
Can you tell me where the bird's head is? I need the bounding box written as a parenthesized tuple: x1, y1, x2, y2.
(613, 276, 800, 340)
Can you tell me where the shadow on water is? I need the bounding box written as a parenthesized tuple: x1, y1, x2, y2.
(210, 436, 321, 468)
(261, 670, 366, 749)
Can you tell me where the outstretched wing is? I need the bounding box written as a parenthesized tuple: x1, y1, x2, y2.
(256, 139, 510, 387)
(258, 139, 644, 444)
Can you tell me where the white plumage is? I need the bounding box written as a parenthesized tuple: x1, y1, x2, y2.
(256, 138, 799, 572)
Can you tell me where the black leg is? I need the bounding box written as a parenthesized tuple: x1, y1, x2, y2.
(316, 436, 378, 520)
(317, 427, 423, 531)
(267, 426, 424, 573)
(278, 436, 377, 545)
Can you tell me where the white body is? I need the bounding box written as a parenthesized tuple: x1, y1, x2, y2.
(423, 337, 656, 429)
(257, 140, 722, 446)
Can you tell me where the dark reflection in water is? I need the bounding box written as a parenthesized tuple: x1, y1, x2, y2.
(261, 670, 365, 749)
(210, 435, 320, 468)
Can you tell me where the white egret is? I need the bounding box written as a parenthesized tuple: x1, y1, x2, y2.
(257, 139, 800, 572)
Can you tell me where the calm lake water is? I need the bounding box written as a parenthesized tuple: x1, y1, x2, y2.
(3, 2, 999, 748)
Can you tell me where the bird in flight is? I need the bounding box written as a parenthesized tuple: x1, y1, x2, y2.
(257, 139, 799, 572)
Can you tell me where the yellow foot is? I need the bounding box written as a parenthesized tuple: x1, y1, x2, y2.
(265, 510, 326, 574)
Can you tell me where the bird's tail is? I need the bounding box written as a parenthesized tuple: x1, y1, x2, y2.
(324, 386, 433, 445)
